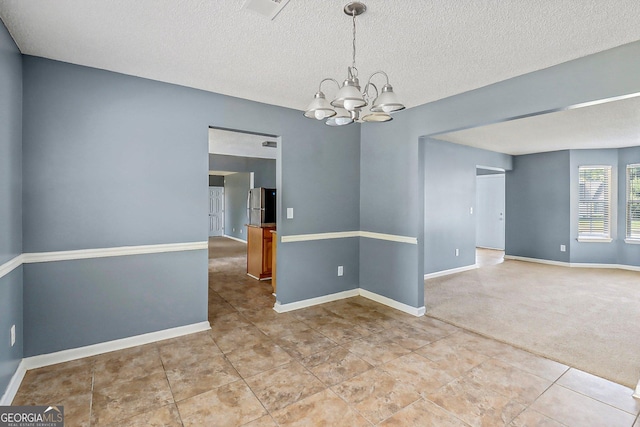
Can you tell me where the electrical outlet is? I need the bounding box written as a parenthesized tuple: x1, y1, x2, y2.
(337, 266, 344, 276)
(240, 229, 243, 233)
(560, 244, 566, 252)
(10, 325, 15, 347)
(233, 228, 235, 232)
(470, 207, 473, 214)
(455, 249, 459, 257)
(287, 208, 294, 219)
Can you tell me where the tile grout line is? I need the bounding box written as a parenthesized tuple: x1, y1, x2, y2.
(516, 366, 572, 426)
(88, 364, 95, 427)
(157, 345, 185, 427)
(552, 380, 640, 417)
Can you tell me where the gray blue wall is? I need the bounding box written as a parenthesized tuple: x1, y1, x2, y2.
(277, 122, 361, 302)
(505, 147, 640, 267)
(209, 154, 276, 188)
(223, 173, 251, 242)
(423, 139, 511, 274)
(19, 54, 361, 357)
(506, 151, 571, 262)
(21, 56, 209, 356)
(0, 19, 23, 397)
(23, 252, 206, 355)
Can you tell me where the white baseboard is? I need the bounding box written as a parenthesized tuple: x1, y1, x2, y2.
(358, 289, 426, 317)
(274, 289, 360, 313)
(0, 321, 210, 405)
(504, 255, 640, 272)
(222, 235, 247, 244)
(634, 379, 640, 399)
(22, 321, 211, 371)
(273, 288, 425, 317)
(504, 255, 568, 267)
(247, 273, 270, 281)
(0, 360, 27, 405)
(424, 264, 478, 280)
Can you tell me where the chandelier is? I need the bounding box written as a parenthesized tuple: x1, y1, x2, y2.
(303, 2, 405, 126)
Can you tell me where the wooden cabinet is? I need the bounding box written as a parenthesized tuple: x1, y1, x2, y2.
(247, 225, 275, 280)
(271, 231, 277, 293)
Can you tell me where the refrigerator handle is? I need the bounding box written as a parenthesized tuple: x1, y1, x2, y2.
(246, 191, 251, 222)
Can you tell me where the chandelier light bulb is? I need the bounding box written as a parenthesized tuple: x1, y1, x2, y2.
(325, 107, 354, 126)
(343, 99, 357, 111)
(315, 110, 327, 120)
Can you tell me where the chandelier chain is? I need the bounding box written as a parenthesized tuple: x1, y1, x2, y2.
(352, 10, 357, 70)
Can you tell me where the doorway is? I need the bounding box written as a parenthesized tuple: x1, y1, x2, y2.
(207, 126, 279, 321)
(476, 168, 505, 266)
(475, 168, 505, 250)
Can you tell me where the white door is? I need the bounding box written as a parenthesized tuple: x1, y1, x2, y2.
(209, 186, 224, 237)
(476, 174, 505, 250)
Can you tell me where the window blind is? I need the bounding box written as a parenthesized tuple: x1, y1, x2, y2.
(627, 164, 640, 240)
(578, 166, 611, 239)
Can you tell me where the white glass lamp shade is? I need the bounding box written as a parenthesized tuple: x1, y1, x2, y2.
(304, 91, 336, 120)
(325, 107, 354, 126)
(370, 84, 405, 113)
(331, 79, 366, 111)
(361, 103, 392, 122)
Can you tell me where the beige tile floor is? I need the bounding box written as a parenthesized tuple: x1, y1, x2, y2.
(12, 237, 640, 426)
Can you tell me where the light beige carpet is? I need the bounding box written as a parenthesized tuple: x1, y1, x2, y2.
(425, 259, 640, 388)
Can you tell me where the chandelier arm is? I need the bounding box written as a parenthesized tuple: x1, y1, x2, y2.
(365, 70, 390, 87)
(318, 78, 341, 93)
(363, 82, 379, 101)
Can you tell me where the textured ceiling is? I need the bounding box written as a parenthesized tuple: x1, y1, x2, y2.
(435, 96, 640, 155)
(2, 0, 640, 112)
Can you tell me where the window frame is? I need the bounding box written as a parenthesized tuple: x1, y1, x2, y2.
(577, 165, 612, 243)
(625, 163, 640, 244)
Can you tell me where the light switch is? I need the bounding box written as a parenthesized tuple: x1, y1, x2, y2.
(287, 208, 294, 219)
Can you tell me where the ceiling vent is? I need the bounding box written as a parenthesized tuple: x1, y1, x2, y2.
(262, 141, 277, 148)
(242, 0, 290, 20)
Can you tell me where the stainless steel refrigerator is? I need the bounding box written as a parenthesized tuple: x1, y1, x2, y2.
(247, 188, 276, 226)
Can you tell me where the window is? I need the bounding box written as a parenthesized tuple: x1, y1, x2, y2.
(627, 164, 640, 242)
(578, 166, 611, 241)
